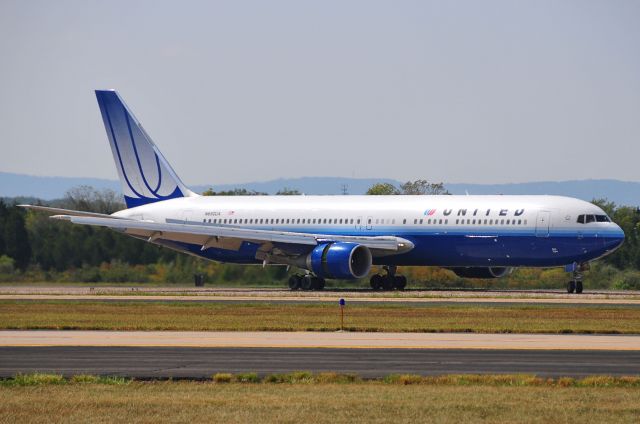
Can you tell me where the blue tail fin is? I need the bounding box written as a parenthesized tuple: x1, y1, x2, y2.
(95, 90, 196, 208)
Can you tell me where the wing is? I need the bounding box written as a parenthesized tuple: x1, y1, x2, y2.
(18, 205, 124, 219)
(49, 214, 414, 257)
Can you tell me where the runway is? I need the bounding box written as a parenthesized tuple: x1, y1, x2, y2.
(1, 347, 638, 378)
(1, 331, 638, 378)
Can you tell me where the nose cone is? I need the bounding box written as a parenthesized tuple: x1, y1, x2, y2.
(608, 224, 625, 251)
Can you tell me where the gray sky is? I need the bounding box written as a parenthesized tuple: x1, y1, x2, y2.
(1, 0, 639, 185)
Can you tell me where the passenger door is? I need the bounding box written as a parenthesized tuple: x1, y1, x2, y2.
(535, 211, 550, 237)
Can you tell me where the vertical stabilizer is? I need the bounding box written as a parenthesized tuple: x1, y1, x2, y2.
(95, 90, 196, 208)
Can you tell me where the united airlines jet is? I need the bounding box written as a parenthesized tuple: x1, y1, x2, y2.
(21, 90, 625, 293)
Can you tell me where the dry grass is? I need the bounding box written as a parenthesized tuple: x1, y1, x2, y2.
(1, 300, 639, 333)
(1, 379, 640, 424)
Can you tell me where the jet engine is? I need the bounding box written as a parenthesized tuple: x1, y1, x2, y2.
(306, 242, 372, 279)
(450, 267, 513, 279)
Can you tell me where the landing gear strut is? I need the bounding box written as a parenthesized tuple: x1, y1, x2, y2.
(566, 263, 587, 294)
(370, 266, 407, 291)
(289, 274, 325, 291)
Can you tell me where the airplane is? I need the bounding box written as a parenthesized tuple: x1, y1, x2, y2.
(20, 90, 625, 294)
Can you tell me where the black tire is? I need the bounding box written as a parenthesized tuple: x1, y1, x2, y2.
(370, 274, 383, 290)
(575, 281, 583, 294)
(301, 275, 313, 291)
(381, 276, 394, 291)
(394, 275, 407, 290)
(288, 275, 301, 290)
(567, 280, 576, 294)
(316, 278, 326, 290)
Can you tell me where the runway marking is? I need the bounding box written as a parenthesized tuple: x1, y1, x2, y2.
(2, 294, 640, 305)
(1, 331, 639, 350)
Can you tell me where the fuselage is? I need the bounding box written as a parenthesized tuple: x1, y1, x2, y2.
(114, 194, 625, 269)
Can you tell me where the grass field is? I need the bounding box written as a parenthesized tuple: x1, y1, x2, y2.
(1, 300, 639, 333)
(2, 375, 640, 424)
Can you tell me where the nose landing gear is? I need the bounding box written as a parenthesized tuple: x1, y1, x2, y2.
(566, 263, 588, 294)
(370, 266, 407, 291)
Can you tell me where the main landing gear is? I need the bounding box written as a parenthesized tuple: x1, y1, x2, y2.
(289, 274, 325, 291)
(566, 263, 588, 294)
(370, 266, 407, 291)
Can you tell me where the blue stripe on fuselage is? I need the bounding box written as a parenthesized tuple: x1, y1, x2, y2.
(155, 224, 624, 268)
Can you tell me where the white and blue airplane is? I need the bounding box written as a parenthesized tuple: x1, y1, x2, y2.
(21, 90, 625, 293)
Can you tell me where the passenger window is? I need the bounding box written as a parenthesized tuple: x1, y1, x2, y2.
(368, 218, 372, 224)
(439, 219, 442, 224)
(419, 219, 423, 224)
(524, 220, 527, 225)
(403, 219, 406, 224)
(472, 219, 476, 225)
(506, 220, 510, 225)
(500, 219, 504, 225)
(456, 219, 459, 224)
(392, 219, 395, 224)
(414, 219, 417, 224)
(350, 219, 354, 224)
(518, 220, 521, 225)
(467, 219, 470, 224)
(445, 219, 448, 224)
(357, 219, 361, 224)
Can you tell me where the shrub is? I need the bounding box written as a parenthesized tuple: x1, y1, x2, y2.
(212, 373, 233, 383)
(235, 372, 260, 383)
(7, 373, 66, 386)
(0, 255, 15, 275)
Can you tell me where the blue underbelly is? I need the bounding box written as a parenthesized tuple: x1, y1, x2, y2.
(156, 230, 620, 268)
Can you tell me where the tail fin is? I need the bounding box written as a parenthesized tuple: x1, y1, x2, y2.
(95, 90, 196, 208)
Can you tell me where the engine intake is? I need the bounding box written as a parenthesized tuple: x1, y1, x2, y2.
(308, 242, 372, 280)
(450, 267, 513, 279)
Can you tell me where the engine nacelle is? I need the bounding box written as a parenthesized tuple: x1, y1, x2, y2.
(307, 242, 372, 280)
(450, 267, 513, 279)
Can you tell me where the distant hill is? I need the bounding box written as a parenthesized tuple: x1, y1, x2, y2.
(1, 172, 639, 206)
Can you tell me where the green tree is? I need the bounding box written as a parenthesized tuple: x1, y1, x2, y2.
(202, 188, 267, 196)
(366, 180, 449, 195)
(63, 186, 124, 213)
(3, 206, 31, 269)
(276, 187, 302, 195)
(400, 180, 449, 195)
(366, 183, 400, 195)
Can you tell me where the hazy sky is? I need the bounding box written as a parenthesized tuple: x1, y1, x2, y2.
(1, 0, 639, 185)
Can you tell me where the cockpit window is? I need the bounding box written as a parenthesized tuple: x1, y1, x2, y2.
(577, 214, 610, 224)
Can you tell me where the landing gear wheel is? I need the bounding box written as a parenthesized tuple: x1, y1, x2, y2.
(381, 276, 394, 291)
(310, 277, 326, 290)
(288, 275, 301, 290)
(301, 275, 313, 291)
(393, 276, 407, 290)
(567, 280, 576, 294)
(575, 281, 583, 294)
(370, 274, 383, 290)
